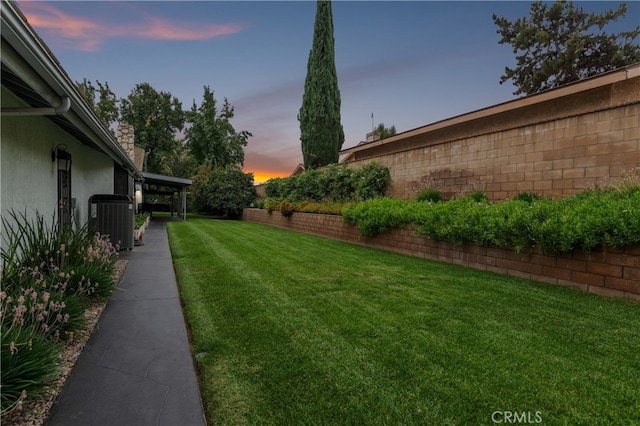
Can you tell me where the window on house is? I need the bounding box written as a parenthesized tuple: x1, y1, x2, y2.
(114, 165, 131, 196)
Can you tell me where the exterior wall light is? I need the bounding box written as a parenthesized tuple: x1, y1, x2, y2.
(52, 144, 71, 171)
(135, 183, 143, 204)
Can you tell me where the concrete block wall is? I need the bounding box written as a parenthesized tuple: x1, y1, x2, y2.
(342, 66, 640, 201)
(242, 209, 640, 301)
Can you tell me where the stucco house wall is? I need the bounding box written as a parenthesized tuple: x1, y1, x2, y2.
(1, 88, 116, 228)
(1, 0, 141, 251)
(2, 89, 57, 224)
(69, 142, 116, 226)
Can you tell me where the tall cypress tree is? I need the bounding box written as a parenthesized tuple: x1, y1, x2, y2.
(299, 0, 344, 169)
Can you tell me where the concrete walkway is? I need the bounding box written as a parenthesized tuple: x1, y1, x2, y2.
(46, 218, 206, 426)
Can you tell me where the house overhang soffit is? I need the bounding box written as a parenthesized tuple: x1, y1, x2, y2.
(0, 0, 142, 181)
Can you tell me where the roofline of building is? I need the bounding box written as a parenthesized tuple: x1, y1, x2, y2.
(340, 63, 640, 156)
(141, 172, 193, 188)
(290, 163, 305, 176)
(1, 0, 142, 180)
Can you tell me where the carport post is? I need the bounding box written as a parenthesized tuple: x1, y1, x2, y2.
(182, 188, 187, 221)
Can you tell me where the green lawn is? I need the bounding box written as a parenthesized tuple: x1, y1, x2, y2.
(167, 219, 640, 425)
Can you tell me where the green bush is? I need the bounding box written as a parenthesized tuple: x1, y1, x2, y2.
(69, 260, 117, 300)
(264, 177, 285, 199)
(264, 198, 280, 214)
(263, 162, 390, 216)
(342, 186, 640, 254)
(466, 191, 489, 203)
(415, 188, 442, 203)
(513, 192, 543, 203)
(341, 198, 417, 237)
(278, 200, 296, 217)
(416, 198, 492, 246)
(321, 164, 356, 201)
(537, 187, 640, 253)
(135, 212, 150, 229)
(352, 162, 391, 201)
(191, 165, 257, 218)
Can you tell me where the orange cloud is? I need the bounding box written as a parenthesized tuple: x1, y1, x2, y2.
(134, 16, 242, 41)
(20, 3, 102, 50)
(18, 2, 244, 51)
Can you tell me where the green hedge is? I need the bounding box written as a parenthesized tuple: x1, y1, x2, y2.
(264, 162, 390, 203)
(342, 187, 640, 254)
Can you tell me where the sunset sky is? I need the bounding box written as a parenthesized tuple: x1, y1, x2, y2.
(15, 1, 639, 183)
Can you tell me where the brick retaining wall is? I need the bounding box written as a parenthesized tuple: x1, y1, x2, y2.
(242, 208, 640, 301)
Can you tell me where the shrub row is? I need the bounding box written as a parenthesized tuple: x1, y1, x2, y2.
(342, 187, 640, 254)
(264, 162, 390, 203)
(1, 211, 120, 416)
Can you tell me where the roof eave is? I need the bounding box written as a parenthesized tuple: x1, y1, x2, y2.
(141, 172, 193, 187)
(1, 0, 142, 181)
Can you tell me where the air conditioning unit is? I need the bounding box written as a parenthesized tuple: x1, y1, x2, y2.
(88, 194, 134, 250)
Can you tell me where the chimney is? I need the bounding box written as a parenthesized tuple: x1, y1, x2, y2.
(116, 124, 136, 164)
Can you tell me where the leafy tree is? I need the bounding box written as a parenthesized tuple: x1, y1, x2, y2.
(186, 86, 252, 168)
(493, 1, 640, 95)
(191, 165, 257, 218)
(120, 82, 185, 173)
(374, 123, 397, 139)
(158, 139, 197, 178)
(299, 0, 344, 169)
(76, 79, 119, 130)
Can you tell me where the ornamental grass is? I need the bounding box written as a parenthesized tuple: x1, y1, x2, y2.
(1, 211, 119, 416)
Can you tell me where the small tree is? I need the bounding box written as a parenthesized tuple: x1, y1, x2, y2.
(493, 1, 640, 95)
(299, 0, 344, 169)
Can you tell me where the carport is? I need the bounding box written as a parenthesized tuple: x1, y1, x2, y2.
(140, 172, 192, 220)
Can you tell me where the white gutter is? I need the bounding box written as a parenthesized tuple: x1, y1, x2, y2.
(1, 95, 70, 115)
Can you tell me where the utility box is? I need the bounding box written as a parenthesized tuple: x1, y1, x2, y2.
(88, 194, 134, 250)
